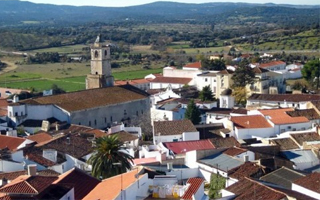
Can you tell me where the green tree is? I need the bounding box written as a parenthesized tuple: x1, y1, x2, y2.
(232, 59, 255, 87)
(199, 86, 215, 101)
(232, 87, 248, 106)
(208, 173, 226, 199)
(201, 58, 226, 71)
(87, 135, 133, 179)
(51, 84, 66, 95)
(301, 59, 320, 89)
(184, 99, 201, 125)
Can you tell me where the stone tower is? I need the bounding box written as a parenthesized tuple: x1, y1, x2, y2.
(86, 35, 114, 89)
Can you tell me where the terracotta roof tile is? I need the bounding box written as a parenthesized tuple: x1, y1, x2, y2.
(181, 178, 204, 200)
(83, 168, 142, 200)
(26, 132, 53, 145)
(163, 139, 215, 154)
(153, 119, 197, 136)
(290, 132, 320, 146)
(209, 137, 240, 148)
(259, 61, 286, 68)
(0, 175, 57, 194)
(54, 168, 100, 200)
(248, 93, 320, 102)
(231, 115, 272, 129)
(114, 78, 151, 86)
(270, 138, 299, 150)
(229, 162, 266, 180)
(0, 170, 59, 181)
(184, 62, 202, 69)
(223, 147, 248, 156)
(150, 77, 192, 84)
(0, 135, 28, 151)
(226, 177, 286, 200)
(294, 172, 320, 194)
(111, 131, 138, 142)
(13, 85, 149, 112)
(286, 109, 320, 120)
(259, 108, 309, 125)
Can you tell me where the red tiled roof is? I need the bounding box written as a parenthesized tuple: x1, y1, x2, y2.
(259, 61, 286, 68)
(83, 168, 143, 200)
(294, 172, 320, 194)
(54, 168, 100, 200)
(209, 137, 240, 148)
(223, 147, 248, 157)
(0, 135, 28, 151)
(184, 62, 202, 69)
(0, 175, 57, 194)
(182, 178, 204, 200)
(259, 108, 309, 125)
(230, 115, 272, 129)
(163, 139, 215, 154)
(133, 157, 159, 165)
(114, 78, 151, 86)
(14, 85, 149, 112)
(153, 119, 198, 136)
(229, 162, 265, 180)
(150, 77, 192, 84)
(0, 170, 59, 181)
(248, 93, 320, 102)
(26, 132, 53, 146)
(226, 177, 286, 200)
(290, 132, 320, 146)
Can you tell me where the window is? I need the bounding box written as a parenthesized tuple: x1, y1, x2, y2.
(292, 128, 296, 131)
(15, 112, 18, 117)
(105, 50, 108, 56)
(110, 116, 113, 122)
(287, 126, 291, 129)
(94, 120, 97, 125)
(79, 122, 81, 125)
(94, 50, 99, 58)
(173, 139, 178, 142)
(89, 121, 91, 126)
(205, 78, 208, 82)
(141, 110, 143, 114)
(21, 112, 23, 116)
(124, 110, 127, 115)
(136, 111, 139, 116)
(105, 117, 107, 123)
(280, 129, 285, 133)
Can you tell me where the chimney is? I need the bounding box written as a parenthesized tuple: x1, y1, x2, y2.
(13, 95, 19, 103)
(27, 164, 37, 176)
(243, 155, 249, 162)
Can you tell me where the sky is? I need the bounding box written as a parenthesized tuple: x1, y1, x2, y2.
(21, 0, 319, 7)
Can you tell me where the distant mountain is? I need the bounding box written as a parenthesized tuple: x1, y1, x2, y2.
(0, 0, 318, 26)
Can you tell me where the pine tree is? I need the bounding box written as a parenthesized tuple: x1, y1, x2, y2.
(184, 99, 201, 125)
(199, 85, 215, 101)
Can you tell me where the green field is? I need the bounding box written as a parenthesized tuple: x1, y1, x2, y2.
(27, 44, 88, 54)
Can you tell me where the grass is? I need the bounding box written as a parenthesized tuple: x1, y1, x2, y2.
(0, 79, 85, 92)
(27, 44, 89, 54)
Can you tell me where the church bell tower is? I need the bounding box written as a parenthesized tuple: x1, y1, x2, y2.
(86, 35, 114, 89)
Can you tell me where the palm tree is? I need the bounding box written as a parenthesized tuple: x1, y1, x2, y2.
(87, 135, 133, 179)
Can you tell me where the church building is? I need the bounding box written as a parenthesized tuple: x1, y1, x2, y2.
(7, 36, 150, 130)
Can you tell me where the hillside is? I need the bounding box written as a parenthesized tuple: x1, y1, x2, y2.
(0, 0, 319, 26)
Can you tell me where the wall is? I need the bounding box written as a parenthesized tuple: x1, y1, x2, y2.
(150, 82, 185, 89)
(235, 151, 255, 162)
(163, 68, 200, 78)
(293, 159, 320, 171)
(182, 131, 200, 141)
(17, 139, 34, 150)
(292, 183, 320, 199)
(220, 95, 235, 109)
(274, 122, 312, 134)
(59, 188, 75, 200)
(166, 168, 199, 182)
(70, 98, 150, 129)
(154, 134, 182, 144)
(193, 182, 204, 200)
(246, 100, 309, 110)
(11, 150, 24, 162)
(0, 160, 24, 172)
(235, 127, 275, 140)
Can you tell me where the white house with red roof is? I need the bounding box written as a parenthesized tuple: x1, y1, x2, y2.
(227, 115, 275, 140)
(257, 108, 313, 134)
(259, 60, 286, 71)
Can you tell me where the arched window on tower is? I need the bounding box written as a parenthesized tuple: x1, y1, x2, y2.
(105, 50, 108, 56)
(94, 50, 99, 58)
